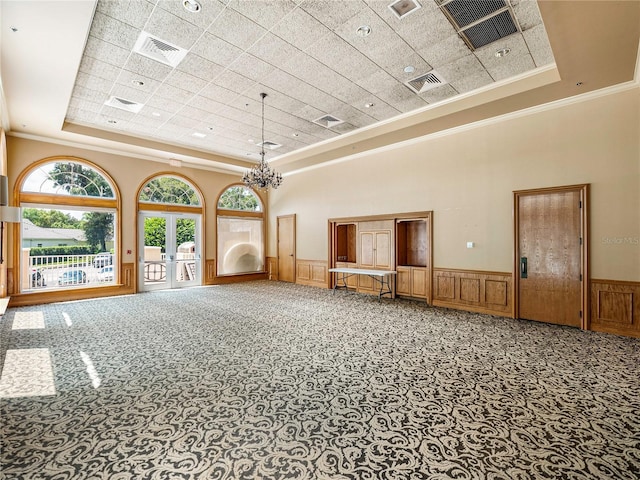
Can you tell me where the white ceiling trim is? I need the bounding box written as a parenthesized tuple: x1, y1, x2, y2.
(283, 78, 640, 178)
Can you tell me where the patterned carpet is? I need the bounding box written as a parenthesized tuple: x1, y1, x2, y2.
(1, 281, 639, 479)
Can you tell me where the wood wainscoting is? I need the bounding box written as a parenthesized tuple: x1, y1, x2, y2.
(296, 259, 328, 288)
(8, 263, 136, 308)
(590, 279, 640, 337)
(266, 257, 278, 281)
(433, 268, 512, 317)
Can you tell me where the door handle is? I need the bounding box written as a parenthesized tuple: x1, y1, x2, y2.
(520, 257, 527, 278)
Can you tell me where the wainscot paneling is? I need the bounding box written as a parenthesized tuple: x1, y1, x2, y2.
(266, 257, 278, 281)
(590, 279, 640, 337)
(433, 268, 512, 317)
(8, 263, 136, 308)
(296, 259, 328, 288)
(205, 259, 216, 285)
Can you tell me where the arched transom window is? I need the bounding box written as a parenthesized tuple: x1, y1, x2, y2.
(139, 176, 201, 206)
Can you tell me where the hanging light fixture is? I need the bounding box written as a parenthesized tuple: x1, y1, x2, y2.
(242, 93, 283, 191)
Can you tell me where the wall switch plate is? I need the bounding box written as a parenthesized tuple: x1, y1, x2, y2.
(466, 242, 474, 248)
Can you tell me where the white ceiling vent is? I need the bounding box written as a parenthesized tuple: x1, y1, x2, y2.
(133, 31, 188, 68)
(104, 96, 144, 113)
(405, 70, 447, 94)
(388, 0, 421, 19)
(313, 114, 344, 129)
(258, 141, 282, 150)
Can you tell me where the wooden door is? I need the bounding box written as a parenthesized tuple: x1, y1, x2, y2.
(412, 268, 427, 297)
(396, 267, 411, 295)
(277, 214, 295, 283)
(516, 188, 586, 327)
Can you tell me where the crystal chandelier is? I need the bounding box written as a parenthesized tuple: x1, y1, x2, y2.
(242, 93, 283, 191)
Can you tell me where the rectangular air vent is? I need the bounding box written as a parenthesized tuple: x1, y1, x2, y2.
(313, 115, 344, 129)
(405, 70, 447, 94)
(388, 0, 421, 19)
(133, 31, 188, 68)
(258, 141, 282, 150)
(104, 96, 144, 113)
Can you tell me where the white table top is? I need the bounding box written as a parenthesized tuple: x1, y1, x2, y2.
(328, 267, 397, 276)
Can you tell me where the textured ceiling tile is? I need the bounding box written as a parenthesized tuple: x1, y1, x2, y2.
(78, 56, 122, 81)
(436, 54, 485, 88)
(74, 72, 114, 93)
(191, 33, 244, 68)
(198, 83, 239, 104)
(178, 53, 226, 81)
(524, 24, 555, 67)
(165, 115, 201, 129)
(512, 0, 544, 30)
(155, 84, 196, 103)
(300, 0, 368, 30)
(210, 8, 267, 50)
(70, 85, 109, 105)
(157, 0, 227, 30)
(271, 8, 331, 51)
(187, 95, 226, 113)
(248, 33, 302, 67)
(144, 8, 203, 49)
(83, 36, 130, 68)
(329, 122, 358, 134)
(145, 95, 185, 114)
(117, 70, 161, 93)
(96, 0, 155, 29)
(214, 70, 257, 96)
(227, 54, 276, 83)
(331, 104, 377, 128)
(351, 101, 400, 122)
(177, 105, 212, 122)
(375, 83, 428, 112)
(450, 70, 494, 95)
(164, 70, 209, 94)
(124, 54, 173, 81)
(305, 32, 380, 83)
(419, 34, 470, 69)
(88, 11, 141, 50)
(110, 84, 149, 104)
(68, 97, 102, 113)
(475, 34, 535, 81)
(102, 105, 136, 121)
(230, 0, 299, 29)
(356, 69, 401, 96)
(419, 84, 459, 104)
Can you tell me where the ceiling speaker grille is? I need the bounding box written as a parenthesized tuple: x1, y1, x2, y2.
(104, 96, 144, 113)
(133, 32, 188, 67)
(439, 0, 519, 50)
(463, 10, 517, 49)
(443, 0, 505, 27)
(405, 70, 447, 94)
(313, 115, 344, 128)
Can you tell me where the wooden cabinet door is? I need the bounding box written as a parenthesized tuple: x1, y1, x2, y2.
(411, 267, 427, 297)
(359, 231, 375, 268)
(396, 267, 411, 295)
(374, 231, 391, 269)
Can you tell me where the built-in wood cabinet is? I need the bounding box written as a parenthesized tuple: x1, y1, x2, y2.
(395, 218, 430, 300)
(396, 266, 427, 298)
(329, 212, 432, 302)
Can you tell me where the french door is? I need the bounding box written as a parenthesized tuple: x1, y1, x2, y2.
(138, 212, 201, 291)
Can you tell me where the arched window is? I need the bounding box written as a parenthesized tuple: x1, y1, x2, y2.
(17, 157, 119, 291)
(216, 185, 264, 276)
(139, 176, 201, 206)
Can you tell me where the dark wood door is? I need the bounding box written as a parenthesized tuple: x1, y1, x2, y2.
(517, 190, 583, 327)
(277, 215, 295, 283)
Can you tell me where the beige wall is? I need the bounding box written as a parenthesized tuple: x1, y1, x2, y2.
(6, 137, 248, 269)
(268, 87, 640, 282)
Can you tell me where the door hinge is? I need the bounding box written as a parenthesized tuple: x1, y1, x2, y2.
(580, 274, 583, 281)
(579, 237, 583, 245)
(579, 310, 583, 318)
(579, 200, 582, 208)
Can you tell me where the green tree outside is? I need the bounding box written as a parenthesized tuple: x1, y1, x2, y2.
(218, 186, 259, 211)
(23, 208, 82, 229)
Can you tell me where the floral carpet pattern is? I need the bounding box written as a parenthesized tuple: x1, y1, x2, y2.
(1, 281, 639, 479)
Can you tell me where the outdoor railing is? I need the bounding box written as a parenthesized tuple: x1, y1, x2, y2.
(27, 253, 114, 289)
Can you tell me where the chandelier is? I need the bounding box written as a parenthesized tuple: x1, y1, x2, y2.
(242, 93, 283, 191)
